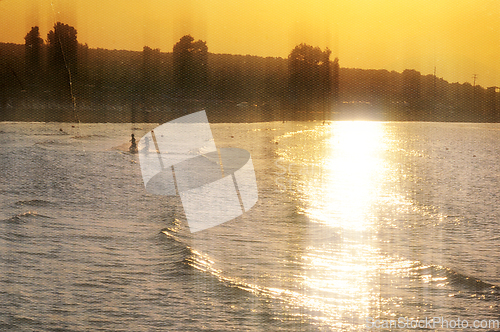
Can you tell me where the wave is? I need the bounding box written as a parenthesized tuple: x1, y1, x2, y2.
(183, 246, 339, 329)
(183, 248, 500, 325)
(157, 227, 197, 278)
(412, 262, 500, 295)
(158, 215, 500, 329)
(14, 199, 58, 207)
(2, 211, 53, 224)
(443, 266, 499, 293)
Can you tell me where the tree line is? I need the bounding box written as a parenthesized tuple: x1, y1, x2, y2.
(0, 22, 498, 122)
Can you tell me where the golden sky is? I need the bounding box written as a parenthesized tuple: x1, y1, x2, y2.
(1, 0, 500, 86)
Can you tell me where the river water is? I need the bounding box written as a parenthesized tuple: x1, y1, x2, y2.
(1, 120, 500, 331)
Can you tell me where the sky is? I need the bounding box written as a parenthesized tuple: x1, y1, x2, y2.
(1, 0, 500, 87)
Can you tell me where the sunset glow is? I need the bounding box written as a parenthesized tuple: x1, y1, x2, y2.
(1, 0, 500, 86)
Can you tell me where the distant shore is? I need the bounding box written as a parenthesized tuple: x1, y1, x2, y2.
(1, 101, 498, 123)
(3, 41, 500, 124)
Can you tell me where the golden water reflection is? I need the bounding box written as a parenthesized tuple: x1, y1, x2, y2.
(277, 121, 407, 328)
(185, 121, 498, 330)
(313, 121, 386, 230)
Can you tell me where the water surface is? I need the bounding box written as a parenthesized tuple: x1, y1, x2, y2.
(1, 121, 499, 331)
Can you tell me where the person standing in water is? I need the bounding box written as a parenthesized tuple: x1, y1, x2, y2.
(129, 133, 138, 153)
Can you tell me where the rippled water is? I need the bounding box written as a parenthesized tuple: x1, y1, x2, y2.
(1, 121, 500, 331)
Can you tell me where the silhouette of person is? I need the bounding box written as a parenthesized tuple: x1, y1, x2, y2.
(130, 133, 138, 153)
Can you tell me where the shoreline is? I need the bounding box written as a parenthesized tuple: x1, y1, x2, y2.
(1, 97, 499, 124)
(1, 108, 499, 124)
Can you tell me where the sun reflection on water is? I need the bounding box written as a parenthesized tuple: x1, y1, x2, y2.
(189, 121, 460, 330)
(283, 121, 396, 328)
(317, 121, 386, 230)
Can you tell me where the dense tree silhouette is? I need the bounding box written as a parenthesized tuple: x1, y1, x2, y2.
(173, 35, 208, 96)
(288, 43, 334, 115)
(47, 22, 78, 79)
(24, 26, 43, 82)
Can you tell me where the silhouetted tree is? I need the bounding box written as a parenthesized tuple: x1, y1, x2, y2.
(173, 35, 208, 96)
(288, 43, 333, 116)
(24, 26, 43, 82)
(47, 22, 78, 79)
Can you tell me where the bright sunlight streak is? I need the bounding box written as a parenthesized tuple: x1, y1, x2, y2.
(305, 121, 387, 231)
